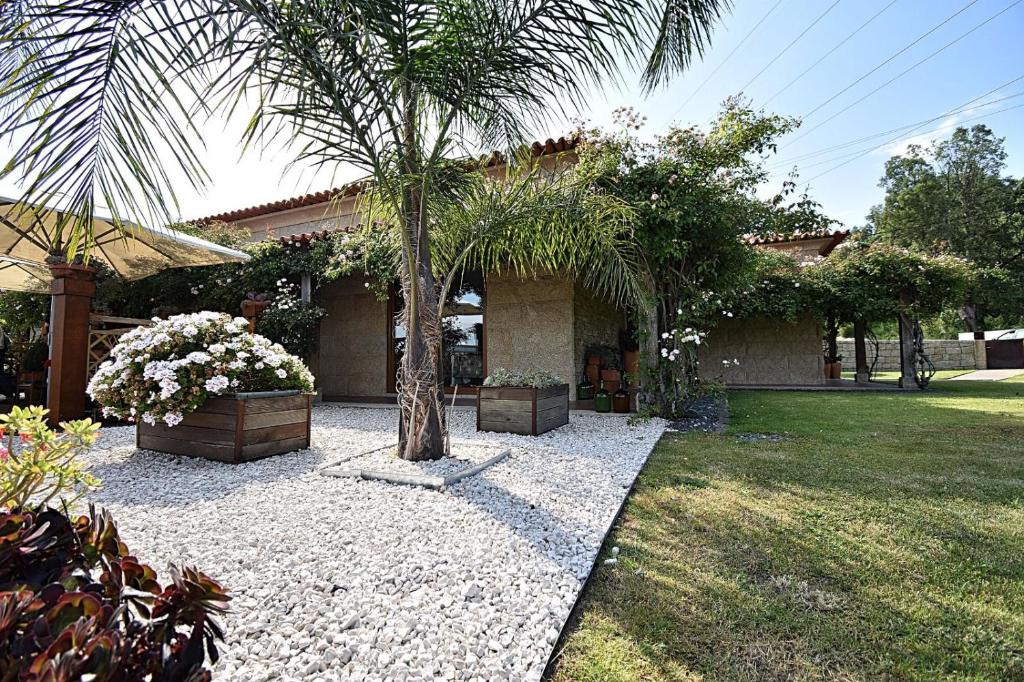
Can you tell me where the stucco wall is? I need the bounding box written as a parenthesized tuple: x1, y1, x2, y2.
(316, 275, 388, 398)
(700, 315, 825, 386)
(572, 283, 624, 389)
(485, 273, 575, 397)
(836, 338, 979, 371)
(237, 196, 361, 241)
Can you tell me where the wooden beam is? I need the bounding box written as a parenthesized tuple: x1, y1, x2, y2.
(853, 319, 869, 384)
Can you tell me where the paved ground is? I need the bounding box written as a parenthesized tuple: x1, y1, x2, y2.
(82, 406, 666, 681)
(948, 368, 1024, 381)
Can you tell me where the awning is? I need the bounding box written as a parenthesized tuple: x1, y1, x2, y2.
(0, 197, 250, 292)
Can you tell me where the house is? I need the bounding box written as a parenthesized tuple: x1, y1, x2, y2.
(199, 139, 849, 401)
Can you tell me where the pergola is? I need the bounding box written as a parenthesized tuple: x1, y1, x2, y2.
(0, 197, 249, 423)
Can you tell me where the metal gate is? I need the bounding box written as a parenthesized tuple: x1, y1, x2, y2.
(986, 339, 1024, 369)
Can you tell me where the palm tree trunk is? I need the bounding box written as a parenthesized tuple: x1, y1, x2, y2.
(396, 93, 446, 461)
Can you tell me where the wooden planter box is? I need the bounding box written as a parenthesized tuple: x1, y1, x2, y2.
(477, 384, 569, 436)
(137, 391, 311, 463)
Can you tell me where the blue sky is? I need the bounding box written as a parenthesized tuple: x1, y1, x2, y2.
(578, 0, 1024, 227)
(1, 0, 1022, 227)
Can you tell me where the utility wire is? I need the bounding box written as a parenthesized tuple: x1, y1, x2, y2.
(805, 100, 1024, 181)
(762, 0, 901, 107)
(768, 74, 1024, 168)
(737, 0, 843, 94)
(789, 0, 1023, 145)
(799, 0, 981, 121)
(660, 0, 785, 128)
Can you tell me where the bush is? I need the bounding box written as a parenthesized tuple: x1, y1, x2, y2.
(21, 340, 49, 372)
(483, 368, 563, 388)
(87, 311, 314, 427)
(0, 504, 229, 681)
(0, 405, 100, 509)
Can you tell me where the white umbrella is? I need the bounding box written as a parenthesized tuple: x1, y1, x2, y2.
(0, 256, 52, 294)
(0, 196, 249, 291)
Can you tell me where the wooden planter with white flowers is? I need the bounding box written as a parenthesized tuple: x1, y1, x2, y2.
(136, 390, 312, 463)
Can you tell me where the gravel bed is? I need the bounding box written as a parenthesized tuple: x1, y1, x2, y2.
(82, 405, 666, 681)
(326, 439, 508, 481)
(666, 395, 729, 433)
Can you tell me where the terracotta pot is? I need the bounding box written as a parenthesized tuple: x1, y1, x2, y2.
(623, 350, 640, 387)
(612, 392, 631, 413)
(584, 363, 599, 387)
(600, 369, 620, 395)
(587, 354, 602, 367)
(831, 361, 843, 379)
(823, 362, 833, 378)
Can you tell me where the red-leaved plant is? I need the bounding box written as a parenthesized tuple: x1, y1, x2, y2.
(0, 505, 229, 681)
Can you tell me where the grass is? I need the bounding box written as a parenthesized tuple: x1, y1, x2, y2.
(548, 378, 1024, 681)
(841, 369, 973, 381)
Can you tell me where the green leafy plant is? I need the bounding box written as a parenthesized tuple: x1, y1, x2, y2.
(20, 340, 49, 372)
(0, 504, 229, 681)
(483, 368, 563, 389)
(0, 405, 100, 510)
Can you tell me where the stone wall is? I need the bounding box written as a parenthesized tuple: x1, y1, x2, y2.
(572, 282, 624, 390)
(699, 315, 825, 386)
(316, 275, 388, 398)
(836, 338, 978, 371)
(485, 273, 576, 398)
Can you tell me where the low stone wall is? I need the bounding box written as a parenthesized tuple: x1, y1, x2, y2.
(836, 338, 978, 371)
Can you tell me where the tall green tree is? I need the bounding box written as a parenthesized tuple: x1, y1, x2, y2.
(873, 124, 1024, 330)
(0, 0, 728, 459)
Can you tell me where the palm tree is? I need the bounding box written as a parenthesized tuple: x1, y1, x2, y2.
(0, 0, 728, 460)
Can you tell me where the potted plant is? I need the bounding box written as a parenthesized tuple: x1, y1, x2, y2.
(20, 341, 48, 381)
(87, 311, 315, 463)
(622, 326, 641, 388)
(598, 346, 622, 394)
(478, 368, 569, 435)
(594, 381, 611, 413)
(831, 353, 844, 379)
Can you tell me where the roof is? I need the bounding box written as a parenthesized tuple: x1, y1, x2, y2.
(745, 229, 850, 256)
(196, 136, 580, 225)
(278, 227, 351, 247)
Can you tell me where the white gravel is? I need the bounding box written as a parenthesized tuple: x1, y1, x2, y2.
(83, 405, 666, 681)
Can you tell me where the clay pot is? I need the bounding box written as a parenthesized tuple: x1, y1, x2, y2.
(587, 354, 602, 367)
(623, 350, 640, 387)
(830, 361, 843, 379)
(600, 369, 621, 395)
(584, 363, 600, 387)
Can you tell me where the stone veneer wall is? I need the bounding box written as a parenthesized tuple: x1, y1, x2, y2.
(485, 273, 576, 399)
(572, 282, 624, 390)
(699, 314, 825, 386)
(836, 338, 978, 371)
(316, 275, 388, 397)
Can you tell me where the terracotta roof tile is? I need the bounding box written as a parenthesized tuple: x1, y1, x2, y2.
(196, 136, 580, 224)
(745, 229, 850, 256)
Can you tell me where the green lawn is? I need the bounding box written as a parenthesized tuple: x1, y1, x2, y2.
(549, 379, 1024, 681)
(841, 369, 974, 382)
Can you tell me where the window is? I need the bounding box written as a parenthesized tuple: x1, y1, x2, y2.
(389, 271, 485, 392)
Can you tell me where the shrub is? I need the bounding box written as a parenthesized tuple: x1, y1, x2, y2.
(483, 368, 563, 389)
(87, 311, 314, 427)
(0, 405, 100, 509)
(0, 504, 229, 681)
(21, 340, 49, 372)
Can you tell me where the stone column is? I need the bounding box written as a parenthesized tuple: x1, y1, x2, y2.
(47, 264, 96, 424)
(897, 313, 916, 389)
(974, 331, 987, 369)
(853, 319, 869, 384)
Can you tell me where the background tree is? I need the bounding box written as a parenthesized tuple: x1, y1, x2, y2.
(872, 124, 1024, 331)
(0, 0, 729, 459)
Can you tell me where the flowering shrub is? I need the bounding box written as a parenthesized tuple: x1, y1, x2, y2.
(0, 504, 229, 681)
(483, 368, 563, 389)
(0, 405, 100, 509)
(88, 311, 314, 427)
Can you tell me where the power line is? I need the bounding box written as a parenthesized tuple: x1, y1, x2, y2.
(789, 0, 1023, 145)
(762, 0, 901, 107)
(737, 0, 842, 94)
(768, 74, 1024, 168)
(660, 0, 785, 128)
(805, 101, 1024, 182)
(799, 0, 981, 122)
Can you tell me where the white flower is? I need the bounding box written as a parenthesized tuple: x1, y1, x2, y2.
(141, 413, 157, 426)
(163, 411, 183, 427)
(255, 362, 265, 369)
(182, 324, 199, 337)
(650, 193, 659, 201)
(205, 375, 231, 393)
(208, 343, 226, 355)
(726, 311, 734, 318)
(276, 368, 287, 379)
(661, 332, 670, 339)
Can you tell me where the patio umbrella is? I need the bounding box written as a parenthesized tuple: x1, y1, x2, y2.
(0, 256, 52, 294)
(0, 196, 249, 291)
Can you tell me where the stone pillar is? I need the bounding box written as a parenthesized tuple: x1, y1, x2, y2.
(300, 272, 312, 304)
(974, 331, 987, 369)
(853, 319, 869, 384)
(897, 313, 916, 389)
(47, 264, 96, 424)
